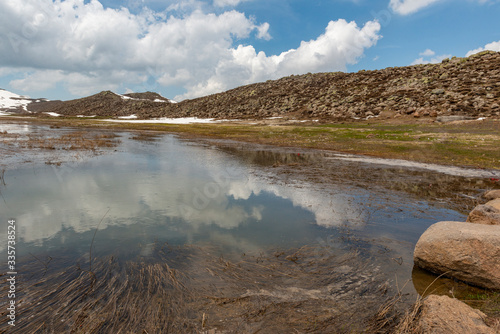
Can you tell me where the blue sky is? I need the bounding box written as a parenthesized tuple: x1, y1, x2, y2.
(0, 0, 499, 101)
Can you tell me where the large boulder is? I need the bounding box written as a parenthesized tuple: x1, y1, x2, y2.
(483, 189, 500, 200)
(417, 295, 495, 334)
(414, 221, 500, 290)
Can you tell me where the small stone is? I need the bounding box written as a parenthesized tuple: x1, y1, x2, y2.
(431, 88, 445, 95)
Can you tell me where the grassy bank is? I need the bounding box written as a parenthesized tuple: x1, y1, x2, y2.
(5, 116, 499, 170)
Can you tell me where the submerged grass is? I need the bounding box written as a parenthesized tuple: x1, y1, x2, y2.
(0, 243, 397, 333)
(0, 127, 119, 154)
(463, 291, 500, 318)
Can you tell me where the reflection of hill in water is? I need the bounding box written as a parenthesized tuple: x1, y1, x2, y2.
(215, 142, 498, 214)
(0, 133, 370, 256)
(221, 148, 326, 166)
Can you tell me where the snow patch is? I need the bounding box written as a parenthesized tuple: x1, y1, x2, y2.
(118, 114, 138, 119)
(44, 112, 61, 117)
(77, 115, 96, 118)
(116, 92, 169, 103)
(103, 117, 219, 124)
(0, 89, 32, 110)
(326, 154, 500, 178)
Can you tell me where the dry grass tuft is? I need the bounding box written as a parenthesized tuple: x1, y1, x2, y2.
(1, 257, 197, 333)
(1, 129, 119, 153)
(129, 132, 162, 141)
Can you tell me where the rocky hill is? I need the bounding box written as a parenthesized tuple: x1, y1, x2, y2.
(27, 91, 171, 117)
(18, 51, 500, 121)
(0, 89, 51, 113)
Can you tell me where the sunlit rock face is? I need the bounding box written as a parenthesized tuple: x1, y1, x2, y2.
(414, 221, 500, 290)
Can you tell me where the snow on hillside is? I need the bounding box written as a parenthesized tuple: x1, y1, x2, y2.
(115, 92, 170, 103)
(0, 89, 32, 111)
(104, 117, 217, 124)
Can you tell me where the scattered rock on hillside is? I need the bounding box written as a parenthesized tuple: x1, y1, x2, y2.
(417, 295, 495, 334)
(12, 51, 500, 120)
(414, 221, 500, 290)
(27, 90, 171, 117)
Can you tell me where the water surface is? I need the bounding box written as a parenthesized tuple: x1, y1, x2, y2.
(2, 123, 493, 295)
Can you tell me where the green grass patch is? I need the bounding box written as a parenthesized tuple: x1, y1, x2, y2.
(6, 116, 500, 170)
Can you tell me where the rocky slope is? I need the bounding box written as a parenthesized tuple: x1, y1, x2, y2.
(0, 89, 50, 113)
(26, 91, 170, 117)
(15, 51, 500, 120)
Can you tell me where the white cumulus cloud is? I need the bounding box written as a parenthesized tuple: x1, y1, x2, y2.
(390, 0, 497, 15)
(213, 0, 248, 7)
(411, 48, 451, 65)
(466, 40, 500, 57)
(389, 0, 441, 15)
(419, 49, 435, 57)
(178, 19, 381, 99)
(411, 53, 451, 65)
(0, 0, 381, 101)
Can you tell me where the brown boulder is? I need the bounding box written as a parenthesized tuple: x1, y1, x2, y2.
(467, 204, 500, 225)
(484, 190, 500, 200)
(486, 198, 500, 210)
(417, 295, 495, 334)
(414, 221, 500, 290)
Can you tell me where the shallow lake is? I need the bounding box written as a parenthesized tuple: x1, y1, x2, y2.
(1, 122, 499, 332)
(1, 124, 467, 261)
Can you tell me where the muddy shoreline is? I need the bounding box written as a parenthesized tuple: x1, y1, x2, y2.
(2, 115, 500, 169)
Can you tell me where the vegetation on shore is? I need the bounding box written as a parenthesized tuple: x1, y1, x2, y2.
(4, 115, 499, 170)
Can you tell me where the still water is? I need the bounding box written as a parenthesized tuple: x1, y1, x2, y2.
(1, 123, 483, 281)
